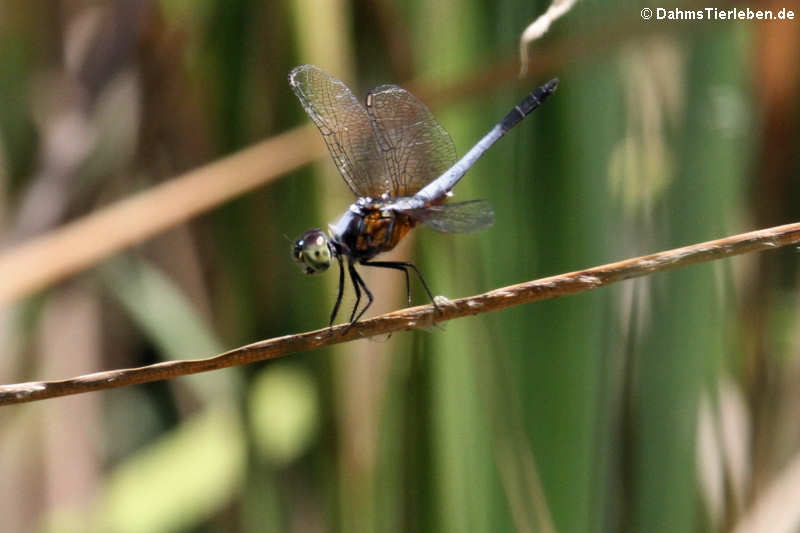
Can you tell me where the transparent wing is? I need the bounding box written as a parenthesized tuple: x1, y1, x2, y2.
(404, 200, 495, 233)
(365, 85, 457, 197)
(289, 65, 387, 197)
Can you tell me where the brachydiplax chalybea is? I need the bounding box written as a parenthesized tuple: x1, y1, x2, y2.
(289, 64, 558, 326)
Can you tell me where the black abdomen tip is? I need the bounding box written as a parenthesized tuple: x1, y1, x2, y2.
(499, 77, 560, 131)
(534, 78, 559, 103)
(541, 77, 559, 95)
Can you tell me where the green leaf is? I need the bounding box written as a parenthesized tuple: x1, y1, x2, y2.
(97, 406, 246, 533)
(248, 364, 319, 466)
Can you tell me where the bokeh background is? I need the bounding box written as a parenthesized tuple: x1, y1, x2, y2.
(1, 0, 800, 532)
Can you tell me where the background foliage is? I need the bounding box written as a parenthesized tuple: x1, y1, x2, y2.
(1, 1, 799, 532)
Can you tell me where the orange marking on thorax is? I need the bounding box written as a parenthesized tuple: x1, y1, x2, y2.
(355, 209, 417, 253)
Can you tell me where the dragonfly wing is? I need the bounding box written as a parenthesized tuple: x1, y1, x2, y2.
(289, 65, 388, 197)
(403, 200, 495, 233)
(365, 85, 457, 197)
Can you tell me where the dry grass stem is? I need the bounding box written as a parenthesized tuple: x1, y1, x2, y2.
(0, 126, 323, 307)
(519, 0, 578, 75)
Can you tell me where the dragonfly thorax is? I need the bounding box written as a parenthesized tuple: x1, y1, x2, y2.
(330, 201, 418, 262)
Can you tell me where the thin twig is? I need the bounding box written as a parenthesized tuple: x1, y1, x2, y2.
(2, 221, 799, 406)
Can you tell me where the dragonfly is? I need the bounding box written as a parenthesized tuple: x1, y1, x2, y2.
(289, 64, 558, 326)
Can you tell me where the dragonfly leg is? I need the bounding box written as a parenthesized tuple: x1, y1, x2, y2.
(345, 261, 374, 325)
(329, 253, 345, 327)
(358, 261, 411, 304)
(347, 260, 363, 323)
(360, 261, 439, 311)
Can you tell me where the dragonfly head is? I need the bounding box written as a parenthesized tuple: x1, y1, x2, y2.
(292, 229, 333, 275)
